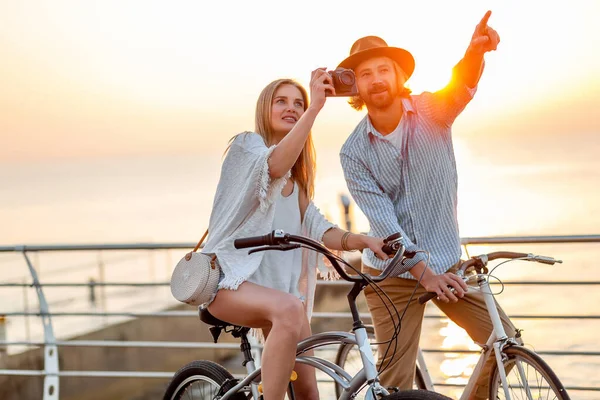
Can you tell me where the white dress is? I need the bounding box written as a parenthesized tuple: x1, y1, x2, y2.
(247, 182, 303, 299)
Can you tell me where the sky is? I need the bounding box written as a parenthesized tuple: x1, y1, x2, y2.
(1, 0, 599, 245)
(1, 0, 599, 163)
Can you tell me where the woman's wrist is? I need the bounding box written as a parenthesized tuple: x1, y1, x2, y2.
(345, 233, 365, 251)
(304, 104, 322, 118)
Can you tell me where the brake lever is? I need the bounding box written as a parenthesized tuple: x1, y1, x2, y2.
(248, 243, 301, 255)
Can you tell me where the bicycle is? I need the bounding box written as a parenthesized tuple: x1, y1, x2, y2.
(163, 229, 452, 400)
(335, 251, 571, 400)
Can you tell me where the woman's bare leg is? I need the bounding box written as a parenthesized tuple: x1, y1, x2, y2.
(208, 282, 305, 400)
(261, 312, 318, 400)
(289, 314, 319, 400)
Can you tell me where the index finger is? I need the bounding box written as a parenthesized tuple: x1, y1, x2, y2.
(447, 273, 468, 291)
(311, 67, 327, 77)
(477, 10, 492, 31)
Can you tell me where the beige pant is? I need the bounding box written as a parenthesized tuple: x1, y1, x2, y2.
(363, 262, 520, 400)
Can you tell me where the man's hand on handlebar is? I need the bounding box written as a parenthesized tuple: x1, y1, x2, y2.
(416, 262, 468, 303)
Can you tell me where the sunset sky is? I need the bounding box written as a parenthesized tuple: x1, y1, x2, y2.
(1, 0, 598, 163)
(1, 0, 599, 245)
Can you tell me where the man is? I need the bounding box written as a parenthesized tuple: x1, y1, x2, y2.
(339, 11, 516, 399)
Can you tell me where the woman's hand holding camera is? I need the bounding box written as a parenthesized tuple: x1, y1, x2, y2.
(309, 68, 336, 112)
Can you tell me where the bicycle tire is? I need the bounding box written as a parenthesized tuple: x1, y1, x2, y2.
(334, 325, 427, 399)
(380, 390, 452, 399)
(488, 346, 570, 400)
(163, 360, 247, 400)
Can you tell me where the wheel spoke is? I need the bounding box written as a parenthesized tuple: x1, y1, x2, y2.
(490, 348, 567, 400)
(180, 377, 220, 399)
(164, 361, 243, 400)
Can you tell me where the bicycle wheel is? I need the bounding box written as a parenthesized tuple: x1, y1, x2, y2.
(335, 326, 427, 398)
(163, 360, 247, 400)
(380, 390, 452, 399)
(489, 346, 570, 400)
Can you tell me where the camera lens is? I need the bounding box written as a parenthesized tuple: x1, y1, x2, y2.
(339, 70, 355, 86)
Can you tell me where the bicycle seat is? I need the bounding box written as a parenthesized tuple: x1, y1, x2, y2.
(199, 306, 234, 327)
(199, 306, 250, 342)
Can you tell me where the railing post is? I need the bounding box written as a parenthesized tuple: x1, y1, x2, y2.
(0, 315, 6, 357)
(20, 250, 59, 400)
(88, 278, 97, 306)
(97, 252, 106, 316)
(340, 194, 352, 232)
(22, 278, 32, 343)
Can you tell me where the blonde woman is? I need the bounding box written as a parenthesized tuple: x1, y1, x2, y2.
(202, 69, 389, 400)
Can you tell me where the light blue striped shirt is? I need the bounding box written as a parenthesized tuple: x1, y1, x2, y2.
(340, 83, 477, 279)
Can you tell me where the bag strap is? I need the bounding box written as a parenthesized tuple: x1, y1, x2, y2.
(192, 229, 209, 253)
(185, 229, 209, 261)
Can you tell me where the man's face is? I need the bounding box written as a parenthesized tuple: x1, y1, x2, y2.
(355, 56, 404, 110)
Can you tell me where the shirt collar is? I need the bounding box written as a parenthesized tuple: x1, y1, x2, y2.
(365, 96, 415, 138)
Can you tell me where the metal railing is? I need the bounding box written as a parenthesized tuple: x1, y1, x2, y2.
(1, 235, 599, 399)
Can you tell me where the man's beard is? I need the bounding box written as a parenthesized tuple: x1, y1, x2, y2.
(365, 84, 396, 110)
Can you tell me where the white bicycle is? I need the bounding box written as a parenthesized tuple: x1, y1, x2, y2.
(336, 251, 570, 400)
(164, 230, 452, 400)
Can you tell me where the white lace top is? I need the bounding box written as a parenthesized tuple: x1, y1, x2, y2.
(202, 132, 337, 320)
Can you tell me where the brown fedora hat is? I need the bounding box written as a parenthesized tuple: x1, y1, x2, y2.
(337, 36, 415, 79)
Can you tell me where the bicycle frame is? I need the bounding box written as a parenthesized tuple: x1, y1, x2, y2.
(416, 347, 435, 390)
(218, 329, 387, 400)
(219, 279, 390, 400)
(459, 272, 518, 400)
(416, 272, 521, 400)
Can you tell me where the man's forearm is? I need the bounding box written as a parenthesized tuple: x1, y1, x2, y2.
(455, 51, 485, 89)
(408, 260, 435, 281)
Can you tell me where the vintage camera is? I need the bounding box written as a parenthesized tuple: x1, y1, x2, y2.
(326, 68, 359, 97)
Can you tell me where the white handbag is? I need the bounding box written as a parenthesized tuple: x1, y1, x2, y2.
(170, 230, 220, 306)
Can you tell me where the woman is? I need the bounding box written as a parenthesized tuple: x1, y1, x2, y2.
(203, 69, 389, 400)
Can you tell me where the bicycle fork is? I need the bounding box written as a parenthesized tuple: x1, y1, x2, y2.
(480, 276, 520, 400)
(463, 275, 515, 400)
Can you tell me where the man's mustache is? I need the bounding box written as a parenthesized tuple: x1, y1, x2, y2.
(368, 83, 389, 94)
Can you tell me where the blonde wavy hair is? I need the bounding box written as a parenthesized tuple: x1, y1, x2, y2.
(254, 79, 316, 199)
(348, 61, 412, 111)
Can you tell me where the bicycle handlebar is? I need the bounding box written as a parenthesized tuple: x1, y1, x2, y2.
(233, 231, 281, 249)
(418, 251, 563, 304)
(234, 230, 411, 284)
(381, 232, 403, 256)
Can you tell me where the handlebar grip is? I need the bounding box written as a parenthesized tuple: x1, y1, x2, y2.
(234, 233, 275, 249)
(384, 232, 402, 242)
(534, 255, 560, 265)
(418, 292, 437, 304)
(382, 232, 403, 255)
(382, 241, 401, 256)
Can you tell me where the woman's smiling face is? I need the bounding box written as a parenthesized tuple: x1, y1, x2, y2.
(270, 84, 305, 138)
